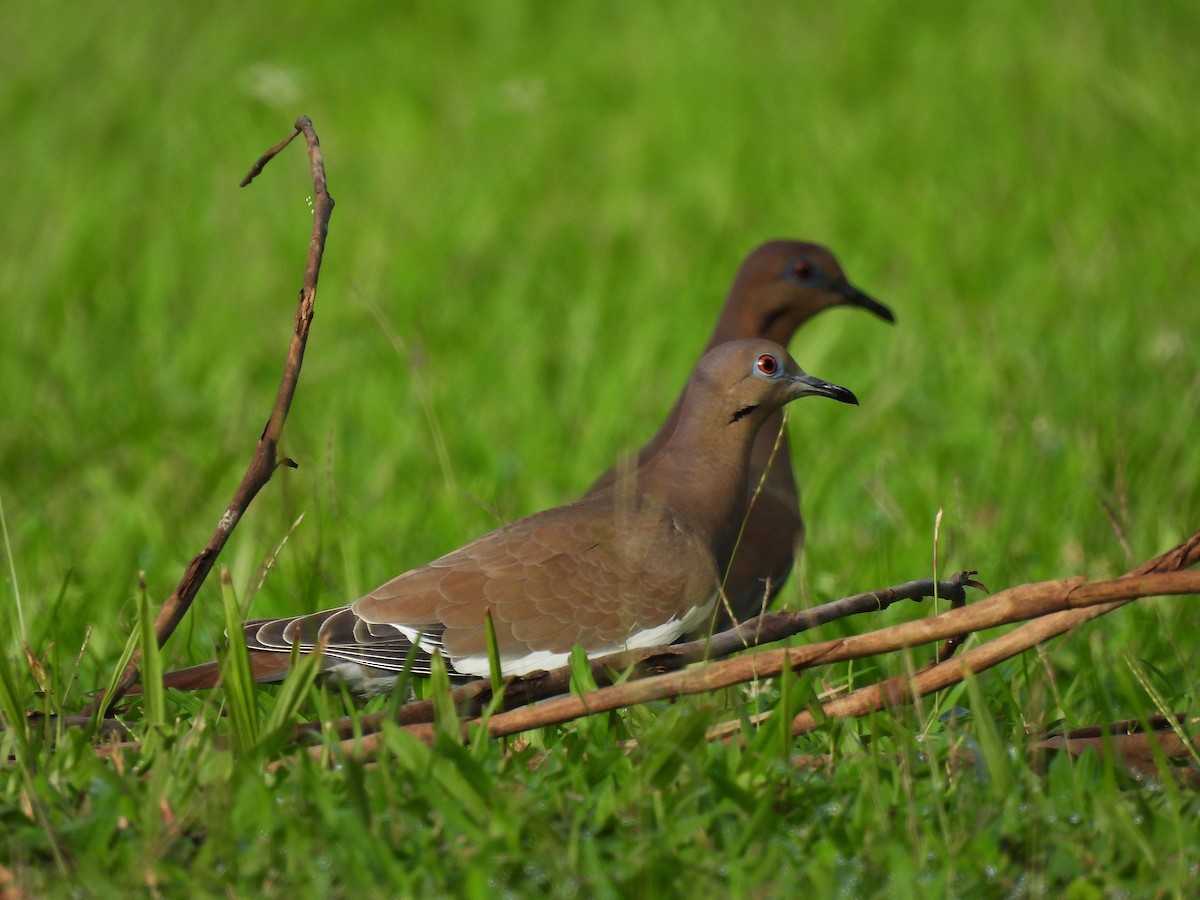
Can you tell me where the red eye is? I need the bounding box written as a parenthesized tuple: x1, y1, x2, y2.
(792, 259, 814, 279)
(756, 353, 779, 375)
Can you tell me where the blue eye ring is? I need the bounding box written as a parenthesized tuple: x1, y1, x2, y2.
(755, 353, 780, 376)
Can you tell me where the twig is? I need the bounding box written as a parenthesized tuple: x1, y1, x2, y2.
(710, 530, 1200, 741)
(296, 557, 1200, 763)
(783, 526, 1200, 737)
(24, 714, 132, 741)
(1035, 713, 1191, 741)
(294, 572, 978, 742)
(88, 117, 334, 715)
(463, 570, 1200, 744)
(1030, 715, 1200, 787)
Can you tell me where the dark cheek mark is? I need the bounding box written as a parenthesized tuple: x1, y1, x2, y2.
(759, 308, 788, 333)
(729, 404, 759, 424)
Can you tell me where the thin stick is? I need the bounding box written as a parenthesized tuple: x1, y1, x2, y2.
(90, 118, 334, 715)
(781, 527, 1200, 737)
(299, 554, 1200, 759)
(448, 570, 1200, 744)
(294, 573, 979, 742)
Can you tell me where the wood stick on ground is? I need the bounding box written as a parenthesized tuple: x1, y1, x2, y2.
(440, 569, 1200, 745)
(1030, 715, 1200, 787)
(89, 117, 334, 715)
(299, 548, 1200, 761)
(714, 529, 1200, 741)
(294, 573, 979, 743)
(778, 527, 1200, 738)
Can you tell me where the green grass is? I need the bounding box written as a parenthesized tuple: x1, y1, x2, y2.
(4, 1, 1200, 895)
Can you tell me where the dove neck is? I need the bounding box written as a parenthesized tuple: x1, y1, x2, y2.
(647, 403, 766, 559)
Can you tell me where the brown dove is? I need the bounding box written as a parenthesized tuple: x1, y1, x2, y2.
(153, 339, 857, 694)
(589, 240, 891, 628)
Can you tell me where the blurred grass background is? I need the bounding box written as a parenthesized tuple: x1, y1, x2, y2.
(3, 1, 1200, 894)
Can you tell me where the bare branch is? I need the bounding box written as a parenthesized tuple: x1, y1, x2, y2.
(294, 572, 977, 743)
(781, 527, 1200, 737)
(291, 551, 1200, 763)
(89, 118, 334, 715)
(1030, 714, 1200, 786)
(466, 570, 1200, 744)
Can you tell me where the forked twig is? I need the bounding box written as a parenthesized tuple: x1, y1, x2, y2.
(778, 527, 1200, 737)
(291, 541, 1199, 763)
(294, 572, 980, 743)
(1030, 714, 1200, 786)
(468, 568, 1200, 746)
(88, 117, 334, 715)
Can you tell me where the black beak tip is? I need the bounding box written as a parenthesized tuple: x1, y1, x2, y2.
(841, 285, 896, 325)
(813, 381, 858, 406)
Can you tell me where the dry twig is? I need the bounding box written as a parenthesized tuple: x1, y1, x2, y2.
(70, 120, 1199, 771)
(296, 540, 1199, 763)
(778, 527, 1200, 738)
(1031, 714, 1200, 787)
(88, 118, 334, 715)
(294, 573, 979, 742)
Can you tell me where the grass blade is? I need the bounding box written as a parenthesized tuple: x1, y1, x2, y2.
(259, 642, 323, 752)
(218, 567, 259, 753)
(0, 633, 30, 759)
(94, 616, 141, 733)
(136, 571, 166, 736)
(429, 651, 459, 745)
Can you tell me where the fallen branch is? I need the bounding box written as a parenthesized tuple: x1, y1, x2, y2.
(707, 530, 1200, 741)
(778, 527, 1200, 738)
(299, 538, 1200, 762)
(294, 572, 979, 742)
(88, 118, 334, 715)
(1030, 714, 1200, 787)
(448, 569, 1200, 744)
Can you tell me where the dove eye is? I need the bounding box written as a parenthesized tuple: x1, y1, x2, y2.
(792, 259, 815, 280)
(755, 353, 780, 376)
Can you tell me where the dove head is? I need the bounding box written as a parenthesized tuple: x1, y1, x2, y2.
(635, 338, 858, 553)
(719, 240, 894, 347)
(661, 339, 857, 459)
